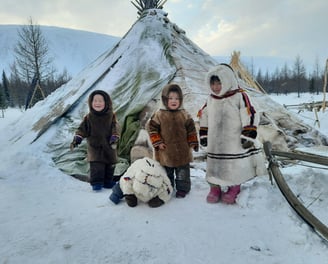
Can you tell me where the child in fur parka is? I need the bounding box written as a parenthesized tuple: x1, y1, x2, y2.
(146, 84, 199, 198)
(109, 157, 173, 208)
(198, 64, 266, 204)
(70, 90, 120, 191)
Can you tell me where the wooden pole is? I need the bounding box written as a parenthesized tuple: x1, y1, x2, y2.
(322, 59, 328, 112)
(28, 82, 45, 108)
(314, 108, 320, 128)
(230, 51, 267, 94)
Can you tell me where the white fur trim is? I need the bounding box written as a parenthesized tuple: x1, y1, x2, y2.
(205, 64, 239, 96)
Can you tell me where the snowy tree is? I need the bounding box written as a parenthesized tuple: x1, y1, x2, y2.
(13, 17, 55, 88)
(2, 71, 10, 107)
(292, 55, 306, 97)
(12, 17, 57, 107)
(311, 56, 322, 95)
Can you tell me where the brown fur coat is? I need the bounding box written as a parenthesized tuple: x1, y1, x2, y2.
(147, 84, 198, 167)
(76, 90, 120, 164)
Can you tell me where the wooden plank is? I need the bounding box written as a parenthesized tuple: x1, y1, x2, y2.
(270, 149, 328, 166)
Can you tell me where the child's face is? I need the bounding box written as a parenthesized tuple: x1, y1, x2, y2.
(210, 80, 222, 94)
(167, 91, 180, 110)
(92, 94, 106, 112)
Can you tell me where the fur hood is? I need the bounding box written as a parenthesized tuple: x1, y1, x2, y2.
(88, 90, 113, 115)
(160, 83, 184, 110)
(205, 64, 239, 96)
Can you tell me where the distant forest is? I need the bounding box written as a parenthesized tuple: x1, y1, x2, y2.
(0, 70, 69, 110)
(247, 55, 326, 96)
(0, 55, 326, 110)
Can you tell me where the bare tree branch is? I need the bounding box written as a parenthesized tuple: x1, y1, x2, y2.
(13, 17, 55, 85)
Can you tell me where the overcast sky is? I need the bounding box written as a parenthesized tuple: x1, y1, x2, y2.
(0, 0, 327, 70)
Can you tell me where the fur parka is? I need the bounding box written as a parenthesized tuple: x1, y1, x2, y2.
(199, 64, 267, 186)
(146, 84, 198, 167)
(119, 157, 173, 203)
(75, 90, 120, 164)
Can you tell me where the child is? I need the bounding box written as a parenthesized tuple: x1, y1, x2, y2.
(70, 90, 120, 191)
(109, 157, 173, 208)
(198, 64, 266, 204)
(146, 83, 199, 198)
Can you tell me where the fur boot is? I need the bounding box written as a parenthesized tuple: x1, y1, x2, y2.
(125, 194, 138, 207)
(221, 185, 240, 204)
(206, 185, 221, 203)
(148, 196, 164, 208)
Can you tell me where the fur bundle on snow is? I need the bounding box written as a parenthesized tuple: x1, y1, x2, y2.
(119, 157, 173, 203)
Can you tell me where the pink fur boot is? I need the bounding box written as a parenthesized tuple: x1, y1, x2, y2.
(206, 185, 221, 203)
(221, 185, 241, 204)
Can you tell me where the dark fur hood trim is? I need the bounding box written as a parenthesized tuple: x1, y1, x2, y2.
(88, 90, 113, 115)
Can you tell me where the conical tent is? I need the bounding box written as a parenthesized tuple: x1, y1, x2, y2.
(6, 3, 328, 180)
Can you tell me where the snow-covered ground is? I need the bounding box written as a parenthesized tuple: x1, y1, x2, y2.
(0, 93, 327, 263)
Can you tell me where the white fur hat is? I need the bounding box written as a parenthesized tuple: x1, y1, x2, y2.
(205, 64, 239, 96)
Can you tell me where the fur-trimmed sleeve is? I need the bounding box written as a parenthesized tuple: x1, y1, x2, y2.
(239, 92, 260, 128)
(185, 113, 199, 148)
(146, 111, 163, 148)
(198, 102, 208, 140)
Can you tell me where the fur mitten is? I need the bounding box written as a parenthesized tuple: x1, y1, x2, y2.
(241, 126, 257, 149)
(200, 137, 207, 147)
(199, 127, 208, 147)
(241, 126, 257, 138)
(70, 135, 83, 150)
(109, 135, 119, 144)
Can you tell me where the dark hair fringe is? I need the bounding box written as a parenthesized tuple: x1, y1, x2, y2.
(210, 75, 220, 84)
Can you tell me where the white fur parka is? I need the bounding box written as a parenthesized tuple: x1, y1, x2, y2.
(199, 64, 267, 186)
(119, 157, 173, 203)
